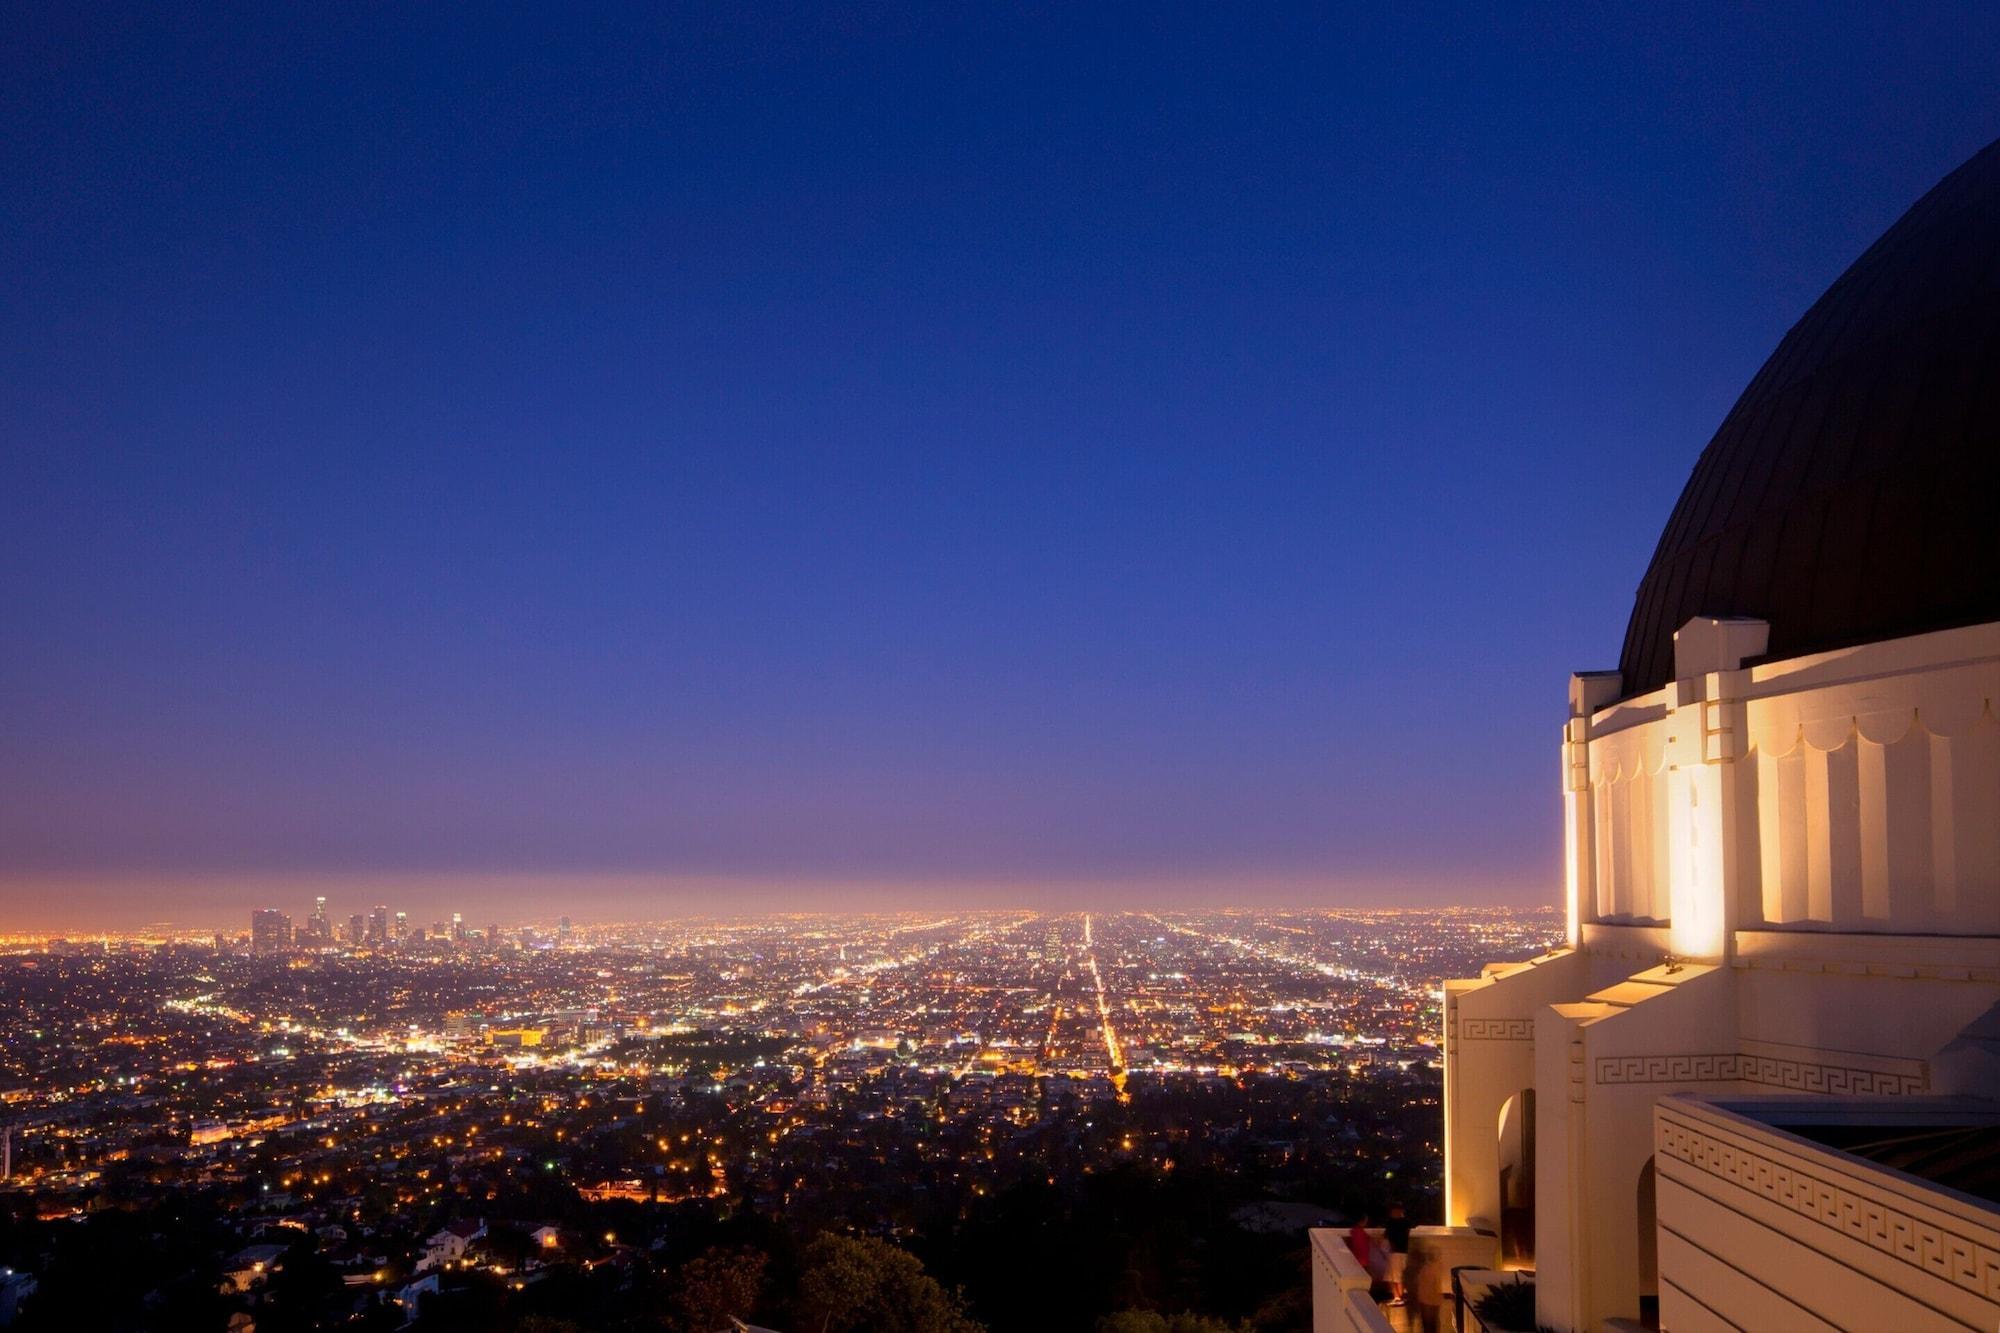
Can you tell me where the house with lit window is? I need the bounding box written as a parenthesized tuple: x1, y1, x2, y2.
(418, 1218, 486, 1272)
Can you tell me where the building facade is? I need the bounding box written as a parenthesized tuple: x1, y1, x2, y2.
(249, 908, 293, 957)
(1444, 138, 2000, 1331)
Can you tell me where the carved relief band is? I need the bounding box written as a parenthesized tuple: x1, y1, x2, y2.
(1658, 1115, 2000, 1304)
(1595, 1053, 1738, 1084)
(1459, 1018, 1535, 1041)
(1594, 1051, 1925, 1093)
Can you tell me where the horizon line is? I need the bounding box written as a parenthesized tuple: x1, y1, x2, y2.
(10, 900, 1564, 940)
(0, 866, 1561, 934)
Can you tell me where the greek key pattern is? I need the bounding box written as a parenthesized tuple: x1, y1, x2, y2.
(1459, 1018, 1534, 1041)
(1658, 1116, 2000, 1302)
(1595, 1052, 1924, 1093)
(1596, 1053, 1739, 1084)
(1739, 1052, 1924, 1095)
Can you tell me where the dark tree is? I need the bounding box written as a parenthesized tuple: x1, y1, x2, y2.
(794, 1233, 983, 1333)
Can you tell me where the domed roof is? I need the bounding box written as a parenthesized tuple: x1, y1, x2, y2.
(1618, 138, 2000, 697)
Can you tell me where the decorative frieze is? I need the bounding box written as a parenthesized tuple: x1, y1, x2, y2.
(1596, 1053, 1738, 1084)
(1658, 1115, 2000, 1303)
(1595, 1050, 1924, 1094)
(1459, 1018, 1534, 1041)
(1739, 1051, 1925, 1095)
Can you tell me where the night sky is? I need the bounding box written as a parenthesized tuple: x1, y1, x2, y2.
(6, 6, 1999, 928)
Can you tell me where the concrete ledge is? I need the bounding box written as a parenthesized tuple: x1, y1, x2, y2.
(1309, 1227, 1372, 1292)
(1734, 928, 2000, 972)
(1308, 1229, 1393, 1333)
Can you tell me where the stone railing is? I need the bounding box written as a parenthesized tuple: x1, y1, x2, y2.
(1309, 1228, 1393, 1333)
(1656, 1095, 2000, 1330)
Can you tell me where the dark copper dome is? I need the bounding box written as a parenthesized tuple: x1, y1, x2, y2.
(1618, 137, 2000, 697)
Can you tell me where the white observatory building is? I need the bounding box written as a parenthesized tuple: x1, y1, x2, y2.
(1438, 137, 2000, 1332)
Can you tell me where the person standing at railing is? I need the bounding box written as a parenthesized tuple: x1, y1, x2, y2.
(1382, 1201, 1412, 1307)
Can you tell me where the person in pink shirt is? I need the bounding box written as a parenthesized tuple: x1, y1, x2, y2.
(1346, 1211, 1393, 1298)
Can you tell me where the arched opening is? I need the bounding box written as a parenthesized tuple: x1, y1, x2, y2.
(1637, 1156, 1659, 1322)
(1496, 1089, 1536, 1267)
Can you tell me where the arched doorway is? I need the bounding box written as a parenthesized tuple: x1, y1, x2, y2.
(1497, 1089, 1536, 1266)
(1637, 1156, 1659, 1321)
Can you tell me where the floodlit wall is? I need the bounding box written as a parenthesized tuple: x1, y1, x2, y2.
(1732, 931, 2000, 1092)
(1531, 964, 1738, 1332)
(1735, 624, 2000, 933)
(1443, 949, 1593, 1230)
(1579, 623, 2000, 938)
(1589, 711, 1675, 924)
(1573, 621, 2000, 947)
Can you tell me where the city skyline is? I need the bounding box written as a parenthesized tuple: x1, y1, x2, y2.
(8, 8, 2000, 927)
(2, 870, 1548, 937)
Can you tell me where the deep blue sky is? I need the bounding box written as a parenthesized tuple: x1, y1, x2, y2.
(5, 5, 1998, 927)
